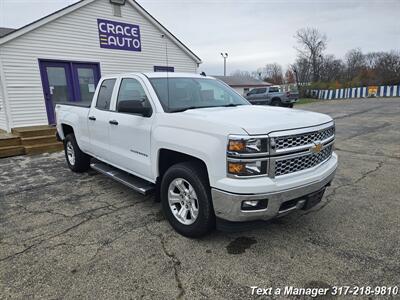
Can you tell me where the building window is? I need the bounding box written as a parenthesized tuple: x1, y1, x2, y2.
(154, 66, 174, 72)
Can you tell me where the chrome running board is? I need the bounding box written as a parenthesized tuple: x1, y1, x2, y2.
(90, 161, 155, 195)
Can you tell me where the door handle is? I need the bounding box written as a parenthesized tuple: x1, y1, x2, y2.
(88, 116, 96, 121)
(109, 120, 118, 125)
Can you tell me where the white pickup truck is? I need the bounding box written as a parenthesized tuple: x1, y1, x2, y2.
(56, 72, 337, 237)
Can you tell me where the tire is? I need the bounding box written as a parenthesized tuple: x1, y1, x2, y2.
(64, 133, 91, 173)
(271, 99, 281, 106)
(287, 103, 294, 108)
(161, 161, 215, 238)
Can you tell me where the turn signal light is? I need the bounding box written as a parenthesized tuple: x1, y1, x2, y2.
(228, 162, 245, 174)
(228, 140, 246, 152)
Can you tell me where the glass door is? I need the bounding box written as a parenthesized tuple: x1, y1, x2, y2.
(72, 63, 101, 106)
(39, 61, 74, 125)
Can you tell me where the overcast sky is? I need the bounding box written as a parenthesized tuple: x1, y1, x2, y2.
(0, 0, 399, 75)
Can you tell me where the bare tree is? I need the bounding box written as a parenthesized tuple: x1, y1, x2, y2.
(320, 54, 344, 83)
(262, 63, 284, 84)
(345, 48, 365, 81)
(295, 27, 327, 82)
(230, 70, 255, 79)
(291, 57, 311, 86)
(284, 69, 296, 84)
(374, 50, 400, 85)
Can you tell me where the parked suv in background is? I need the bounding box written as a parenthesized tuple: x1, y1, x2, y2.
(245, 86, 299, 107)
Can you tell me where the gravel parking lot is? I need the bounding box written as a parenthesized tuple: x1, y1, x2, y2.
(1, 98, 399, 299)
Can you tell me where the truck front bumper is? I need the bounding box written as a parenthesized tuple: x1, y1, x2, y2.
(211, 161, 336, 222)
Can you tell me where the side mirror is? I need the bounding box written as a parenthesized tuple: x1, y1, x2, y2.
(117, 100, 152, 117)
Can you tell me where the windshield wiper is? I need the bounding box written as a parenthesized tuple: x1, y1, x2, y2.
(220, 103, 244, 107)
(169, 106, 215, 113)
(169, 103, 245, 113)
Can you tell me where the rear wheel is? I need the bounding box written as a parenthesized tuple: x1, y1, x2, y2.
(64, 133, 91, 172)
(161, 161, 215, 238)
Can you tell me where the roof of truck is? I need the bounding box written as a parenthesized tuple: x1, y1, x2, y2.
(144, 72, 211, 78)
(102, 72, 213, 79)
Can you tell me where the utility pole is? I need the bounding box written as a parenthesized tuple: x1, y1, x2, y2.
(220, 52, 228, 76)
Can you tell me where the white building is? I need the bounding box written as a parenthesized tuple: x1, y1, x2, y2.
(0, 0, 201, 132)
(213, 76, 272, 96)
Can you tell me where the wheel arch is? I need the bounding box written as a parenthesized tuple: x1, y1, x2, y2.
(157, 148, 210, 185)
(60, 123, 74, 140)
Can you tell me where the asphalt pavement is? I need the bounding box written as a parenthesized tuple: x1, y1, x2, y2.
(1, 97, 399, 299)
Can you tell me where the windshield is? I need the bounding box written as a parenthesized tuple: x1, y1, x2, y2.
(149, 77, 250, 112)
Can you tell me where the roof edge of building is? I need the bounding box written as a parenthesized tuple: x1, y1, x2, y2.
(0, 0, 202, 64)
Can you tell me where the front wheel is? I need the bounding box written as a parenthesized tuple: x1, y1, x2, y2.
(271, 99, 281, 106)
(161, 161, 215, 238)
(64, 133, 91, 173)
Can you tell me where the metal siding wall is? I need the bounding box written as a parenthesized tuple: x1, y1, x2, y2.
(0, 0, 198, 128)
(0, 76, 5, 130)
(233, 87, 244, 95)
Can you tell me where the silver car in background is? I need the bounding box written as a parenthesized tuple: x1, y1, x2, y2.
(245, 86, 299, 107)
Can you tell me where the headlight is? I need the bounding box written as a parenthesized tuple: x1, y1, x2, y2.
(227, 160, 268, 177)
(227, 136, 268, 155)
(227, 135, 269, 177)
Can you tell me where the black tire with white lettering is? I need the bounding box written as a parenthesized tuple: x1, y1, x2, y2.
(161, 161, 215, 238)
(64, 133, 91, 173)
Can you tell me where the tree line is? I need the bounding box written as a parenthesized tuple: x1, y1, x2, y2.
(231, 27, 400, 91)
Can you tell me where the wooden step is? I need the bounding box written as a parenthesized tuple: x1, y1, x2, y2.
(0, 135, 21, 147)
(12, 125, 57, 138)
(0, 145, 25, 158)
(25, 142, 64, 155)
(21, 135, 58, 146)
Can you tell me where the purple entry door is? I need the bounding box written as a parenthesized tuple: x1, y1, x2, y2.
(39, 60, 101, 125)
(39, 61, 74, 125)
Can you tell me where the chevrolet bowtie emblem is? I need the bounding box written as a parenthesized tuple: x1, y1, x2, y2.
(311, 142, 323, 153)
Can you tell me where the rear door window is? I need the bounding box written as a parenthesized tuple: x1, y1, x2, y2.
(96, 79, 116, 110)
(269, 87, 279, 93)
(248, 89, 258, 95)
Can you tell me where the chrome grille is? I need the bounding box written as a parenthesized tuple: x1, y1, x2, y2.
(275, 126, 335, 150)
(275, 145, 333, 176)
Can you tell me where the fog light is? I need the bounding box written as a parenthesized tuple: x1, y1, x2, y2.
(241, 199, 268, 210)
(243, 200, 259, 207)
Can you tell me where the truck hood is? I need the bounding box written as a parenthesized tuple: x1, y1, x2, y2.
(179, 105, 333, 135)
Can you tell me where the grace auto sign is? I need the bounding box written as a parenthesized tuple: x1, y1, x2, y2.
(97, 19, 141, 51)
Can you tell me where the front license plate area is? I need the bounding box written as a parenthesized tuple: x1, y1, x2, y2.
(302, 188, 326, 210)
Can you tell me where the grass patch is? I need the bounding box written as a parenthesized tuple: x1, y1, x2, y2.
(295, 98, 323, 105)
